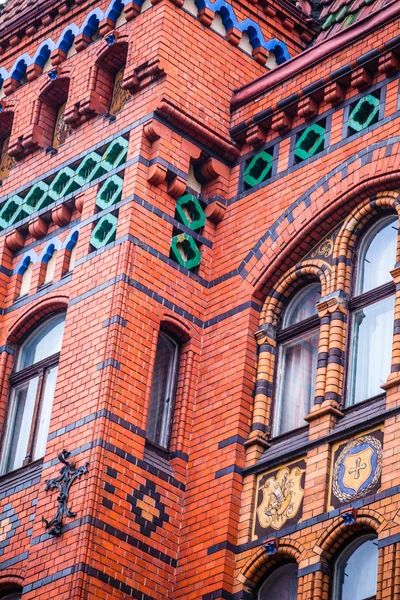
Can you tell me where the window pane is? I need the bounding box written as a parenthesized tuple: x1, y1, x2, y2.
(33, 366, 58, 461)
(349, 295, 395, 404)
(147, 333, 179, 447)
(17, 313, 65, 371)
(2, 594, 22, 600)
(259, 564, 298, 600)
(2, 377, 39, 473)
(283, 283, 321, 327)
(274, 329, 319, 435)
(357, 217, 397, 294)
(335, 537, 378, 600)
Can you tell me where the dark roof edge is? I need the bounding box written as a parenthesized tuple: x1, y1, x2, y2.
(0, 0, 61, 43)
(231, 0, 400, 109)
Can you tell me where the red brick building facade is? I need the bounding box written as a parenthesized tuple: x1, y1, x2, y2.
(0, 0, 399, 597)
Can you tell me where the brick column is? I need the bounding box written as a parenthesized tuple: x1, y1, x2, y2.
(305, 291, 346, 440)
(245, 324, 276, 462)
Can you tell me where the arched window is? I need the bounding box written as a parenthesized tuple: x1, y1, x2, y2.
(333, 534, 378, 600)
(258, 563, 298, 600)
(0, 313, 66, 475)
(273, 283, 321, 436)
(146, 331, 180, 449)
(348, 217, 397, 405)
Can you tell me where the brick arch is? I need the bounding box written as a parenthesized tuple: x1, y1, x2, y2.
(239, 538, 304, 590)
(6, 294, 69, 345)
(315, 509, 386, 563)
(0, 569, 24, 592)
(331, 191, 400, 293)
(260, 260, 330, 327)
(160, 314, 193, 343)
(95, 33, 129, 69)
(241, 142, 400, 297)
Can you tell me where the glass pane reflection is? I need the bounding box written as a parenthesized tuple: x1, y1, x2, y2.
(350, 295, 395, 404)
(275, 329, 319, 435)
(335, 536, 378, 600)
(259, 564, 298, 600)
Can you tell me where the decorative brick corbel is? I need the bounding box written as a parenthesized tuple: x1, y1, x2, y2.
(74, 33, 93, 53)
(198, 7, 213, 26)
(59, 2, 70, 15)
(99, 17, 116, 36)
(64, 103, 81, 128)
(252, 46, 268, 66)
(29, 216, 49, 240)
(26, 63, 43, 82)
(378, 51, 400, 75)
(50, 48, 68, 67)
(225, 28, 241, 47)
(204, 199, 226, 223)
(124, 1, 141, 21)
(167, 175, 187, 198)
(298, 96, 319, 121)
(271, 110, 292, 134)
(324, 81, 346, 106)
(122, 57, 165, 94)
(246, 124, 267, 148)
(147, 163, 168, 185)
(9, 35, 21, 48)
(25, 25, 37, 36)
(350, 66, 373, 90)
(143, 119, 171, 143)
(5, 229, 25, 251)
(52, 204, 72, 227)
(199, 156, 230, 199)
(263, 4, 277, 17)
(7, 137, 24, 159)
(3, 78, 21, 96)
(74, 193, 85, 214)
(282, 18, 294, 30)
(42, 13, 54, 26)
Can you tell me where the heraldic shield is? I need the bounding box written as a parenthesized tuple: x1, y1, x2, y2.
(256, 465, 305, 532)
(332, 433, 383, 505)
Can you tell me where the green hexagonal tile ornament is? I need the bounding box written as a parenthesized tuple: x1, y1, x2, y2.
(24, 181, 55, 212)
(50, 166, 80, 199)
(74, 152, 103, 186)
(90, 214, 118, 249)
(294, 123, 325, 162)
(170, 233, 201, 270)
(175, 194, 206, 231)
(243, 151, 273, 189)
(348, 94, 380, 134)
(96, 175, 123, 210)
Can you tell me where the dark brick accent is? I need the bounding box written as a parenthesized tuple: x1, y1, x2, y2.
(102, 315, 127, 327)
(96, 358, 121, 371)
(215, 464, 243, 479)
(218, 435, 247, 449)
